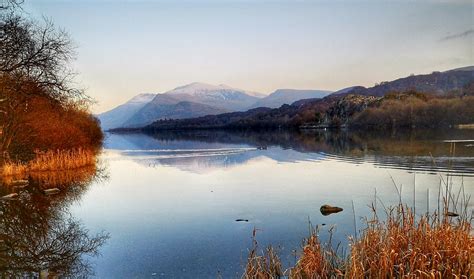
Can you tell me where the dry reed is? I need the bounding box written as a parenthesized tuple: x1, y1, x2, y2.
(288, 226, 344, 278)
(1, 148, 97, 176)
(243, 228, 283, 279)
(348, 205, 472, 278)
(243, 182, 473, 278)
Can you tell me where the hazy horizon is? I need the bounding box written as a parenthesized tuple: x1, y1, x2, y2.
(25, 0, 473, 113)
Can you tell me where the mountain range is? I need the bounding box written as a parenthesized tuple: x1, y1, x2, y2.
(250, 89, 331, 109)
(99, 66, 473, 130)
(98, 82, 334, 130)
(336, 66, 474, 97)
(138, 67, 474, 132)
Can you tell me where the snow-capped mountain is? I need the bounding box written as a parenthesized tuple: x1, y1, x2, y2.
(97, 93, 156, 130)
(98, 83, 335, 130)
(167, 82, 265, 98)
(250, 89, 332, 109)
(99, 82, 264, 130)
(122, 93, 228, 128)
(163, 82, 263, 111)
(119, 82, 264, 128)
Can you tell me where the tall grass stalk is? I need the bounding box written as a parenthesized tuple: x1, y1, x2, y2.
(243, 228, 283, 279)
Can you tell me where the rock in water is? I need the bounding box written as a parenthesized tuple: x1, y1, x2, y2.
(446, 212, 459, 217)
(43, 188, 60, 195)
(320, 204, 343, 216)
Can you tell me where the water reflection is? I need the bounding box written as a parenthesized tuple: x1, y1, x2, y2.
(84, 129, 474, 278)
(106, 129, 474, 176)
(0, 167, 109, 277)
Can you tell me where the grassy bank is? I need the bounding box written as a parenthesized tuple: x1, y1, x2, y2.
(1, 148, 98, 176)
(243, 180, 473, 278)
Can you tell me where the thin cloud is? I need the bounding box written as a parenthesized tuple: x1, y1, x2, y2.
(440, 29, 474, 41)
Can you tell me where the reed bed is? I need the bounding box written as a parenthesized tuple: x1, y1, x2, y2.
(243, 179, 473, 278)
(1, 148, 97, 176)
(348, 206, 472, 278)
(244, 210, 472, 278)
(288, 226, 344, 278)
(243, 228, 283, 279)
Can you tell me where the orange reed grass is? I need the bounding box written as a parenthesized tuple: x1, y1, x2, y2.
(1, 148, 97, 176)
(243, 228, 283, 279)
(243, 206, 472, 278)
(348, 205, 472, 278)
(289, 227, 344, 278)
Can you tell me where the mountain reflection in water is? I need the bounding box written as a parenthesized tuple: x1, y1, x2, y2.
(106, 129, 474, 176)
(0, 167, 109, 278)
(28, 128, 472, 278)
(2, 129, 472, 278)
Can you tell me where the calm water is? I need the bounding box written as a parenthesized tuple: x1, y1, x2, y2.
(1, 129, 474, 278)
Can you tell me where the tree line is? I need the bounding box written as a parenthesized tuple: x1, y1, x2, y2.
(139, 87, 474, 132)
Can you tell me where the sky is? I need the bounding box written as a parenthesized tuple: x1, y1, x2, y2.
(24, 0, 473, 113)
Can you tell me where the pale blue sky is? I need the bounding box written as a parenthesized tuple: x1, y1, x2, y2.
(25, 0, 473, 113)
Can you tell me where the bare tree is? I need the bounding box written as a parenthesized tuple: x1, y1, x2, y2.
(0, 0, 23, 11)
(1, 13, 81, 101)
(0, 3, 87, 157)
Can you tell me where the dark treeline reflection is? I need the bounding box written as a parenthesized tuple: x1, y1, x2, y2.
(144, 128, 474, 156)
(0, 167, 109, 278)
(133, 128, 474, 175)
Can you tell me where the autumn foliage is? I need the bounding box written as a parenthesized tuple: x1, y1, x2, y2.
(352, 92, 474, 129)
(0, 75, 102, 163)
(0, 3, 103, 169)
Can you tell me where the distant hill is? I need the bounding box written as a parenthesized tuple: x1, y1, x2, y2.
(123, 98, 228, 128)
(339, 68, 474, 97)
(333, 86, 364, 95)
(101, 66, 474, 130)
(121, 82, 262, 128)
(251, 89, 332, 109)
(139, 91, 474, 132)
(445, 66, 474, 72)
(132, 66, 474, 131)
(291, 87, 361, 107)
(97, 93, 156, 130)
(98, 82, 264, 129)
(164, 82, 262, 111)
(138, 97, 336, 131)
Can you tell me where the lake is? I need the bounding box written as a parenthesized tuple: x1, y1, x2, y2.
(1, 129, 473, 278)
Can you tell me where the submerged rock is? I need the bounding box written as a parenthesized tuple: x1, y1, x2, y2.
(320, 204, 343, 216)
(235, 219, 249, 222)
(1, 193, 18, 200)
(446, 212, 459, 217)
(43, 188, 60, 195)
